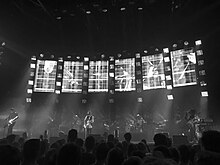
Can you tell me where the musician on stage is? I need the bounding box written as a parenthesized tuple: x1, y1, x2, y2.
(135, 113, 146, 133)
(184, 109, 199, 142)
(5, 108, 19, 136)
(84, 111, 94, 137)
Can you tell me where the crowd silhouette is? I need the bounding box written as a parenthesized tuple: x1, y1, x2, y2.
(0, 129, 220, 165)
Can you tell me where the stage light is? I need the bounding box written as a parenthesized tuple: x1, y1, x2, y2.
(166, 75, 172, 81)
(56, 16, 62, 20)
(58, 57, 63, 62)
(67, 55, 72, 59)
(101, 54, 105, 58)
(1, 42, 6, 46)
(57, 73, 62, 78)
(76, 56, 80, 60)
(196, 50, 203, 56)
(109, 90, 114, 94)
(195, 40, 202, 46)
(184, 41, 189, 46)
(27, 89, 33, 94)
(26, 98, 32, 103)
(120, 7, 126, 11)
(28, 80, 34, 85)
(200, 81, 207, 87)
(102, 9, 107, 12)
(167, 95, 174, 100)
(55, 90, 60, 94)
(39, 53, 44, 58)
(56, 82, 61, 86)
(110, 64, 114, 69)
(163, 48, 169, 53)
(86, 10, 91, 14)
(138, 7, 143, 10)
(109, 56, 114, 61)
(84, 57, 89, 61)
(117, 53, 122, 58)
(164, 57, 170, 62)
(109, 98, 114, 103)
(199, 70, 206, 76)
(166, 85, 172, 90)
(84, 65, 89, 70)
(155, 48, 159, 51)
(201, 91, 208, 97)
(30, 72, 35, 77)
(198, 60, 204, 66)
(30, 63, 36, 69)
(172, 44, 177, 48)
(82, 99, 87, 103)
(137, 97, 143, 102)
(109, 72, 114, 77)
(31, 56, 36, 61)
(135, 53, 141, 58)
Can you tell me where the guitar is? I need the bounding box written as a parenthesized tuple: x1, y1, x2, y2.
(84, 116, 94, 128)
(4, 116, 19, 128)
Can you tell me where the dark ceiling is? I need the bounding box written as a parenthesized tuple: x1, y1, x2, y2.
(0, 0, 219, 58)
(0, 0, 220, 108)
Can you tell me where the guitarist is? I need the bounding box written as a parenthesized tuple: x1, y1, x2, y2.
(84, 111, 94, 137)
(5, 108, 19, 136)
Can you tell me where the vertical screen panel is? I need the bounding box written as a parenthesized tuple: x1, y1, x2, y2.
(142, 54, 166, 90)
(34, 60, 57, 92)
(62, 61, 83, 93)
(171, 48, 197, 87)
(88, 60, 108, 92)
(115, 58, 135, 91)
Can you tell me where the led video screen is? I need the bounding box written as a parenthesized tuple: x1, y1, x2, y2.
(115, 58, 135, 91)
(142, 53, 166, 90)
(171, 48, 197, 87)
(62, 61, 83, 93)
(34, 60, 57, 92)
(88, 60, 108, 92)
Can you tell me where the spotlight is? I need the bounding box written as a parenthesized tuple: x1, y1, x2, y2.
(28, 80, 34, 85)
(27, 89, 33, 94)
(102, 9, 107, 12)
(172, 44, 177, 48)
(117, 53, 122, 58)
(138, 7, 143, 10)
(166, 85, 173, 90)
(86, 10, 91, 14)
(109, 72, 114, 77)
(56, 16, 62, 20)
(163, 48, 169, 53)
(184, 41, 189, 46)
(164, 57, 170, 62)
(135, 53, 141, 58)
(40, 53, 44, 58)
(26, 98, 32, 103)
(195, 40, 202, 46)
(101, 54, 105, 58)
(120, 7, 126, 11)
(84, 65, 89, 70)
(167, 95, 174, 100)
(76, 56, 80, 60)
(1, 42, 6, 46)
(201, 91, 208, 97)
(84, 57, 89, 61)
(31, 56, 36, 61)
(143, 50, 148, 54)
(155, 48, 159, 51)
(137, 97, 143, 102)
(55, 90, 61, 94)
(67, 55, 72, 59)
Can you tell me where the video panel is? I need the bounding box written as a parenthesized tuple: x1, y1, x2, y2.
(34, 60, 57, 92)
(62, 61, 83, 93)
(88, 60, 108, 92)
(115, 58, 135, 91)
(171, 48, 197, 87)
(142, 53, 166, 90)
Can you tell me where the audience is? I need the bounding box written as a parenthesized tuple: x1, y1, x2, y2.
(1, 127, 220, 165)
